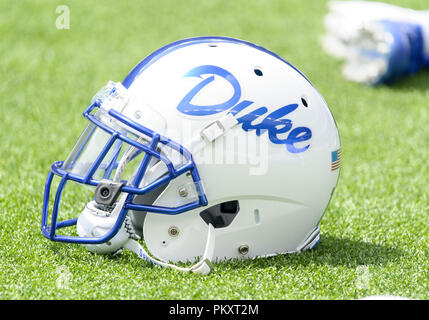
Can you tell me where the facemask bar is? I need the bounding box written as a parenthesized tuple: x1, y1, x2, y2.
(41, 85, 208, 245)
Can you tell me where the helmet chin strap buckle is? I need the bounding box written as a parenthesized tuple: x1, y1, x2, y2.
(94, 180, 125, 207)
(123, 223, 216, 275)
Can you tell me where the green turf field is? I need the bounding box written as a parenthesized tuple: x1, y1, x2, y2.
(0, 0, 428, 300)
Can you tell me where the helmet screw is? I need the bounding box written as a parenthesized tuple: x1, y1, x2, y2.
(168, 226, 179, 237)
(238, 245, 249, 255)
(100, 187, 110, 198)
(178, 187, 188, 198)
(134, 110, 142, 119)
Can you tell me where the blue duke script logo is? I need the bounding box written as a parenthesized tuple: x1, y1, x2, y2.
(177, 65, 312, 153)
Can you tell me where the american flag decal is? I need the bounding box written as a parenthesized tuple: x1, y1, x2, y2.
(331, 148, 341, 171)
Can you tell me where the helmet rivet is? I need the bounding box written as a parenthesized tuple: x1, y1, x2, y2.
(134, 110, 142, 119)
(168, 226, 179, 237)
(238, 245, 249, 255)
(178, 187, 188, 198)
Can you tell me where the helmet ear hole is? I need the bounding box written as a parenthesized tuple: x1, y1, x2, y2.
(200, 200, 239, 228)
(220, 200, 239, 213)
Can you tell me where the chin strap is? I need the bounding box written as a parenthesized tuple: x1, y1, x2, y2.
(122, 223, 216, 275)
(185, 113, 238, 154)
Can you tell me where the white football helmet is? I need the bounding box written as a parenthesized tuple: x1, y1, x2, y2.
(41, 36, 341, 274)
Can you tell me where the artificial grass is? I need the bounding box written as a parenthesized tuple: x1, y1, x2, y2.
(0, 0, 427, 299)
